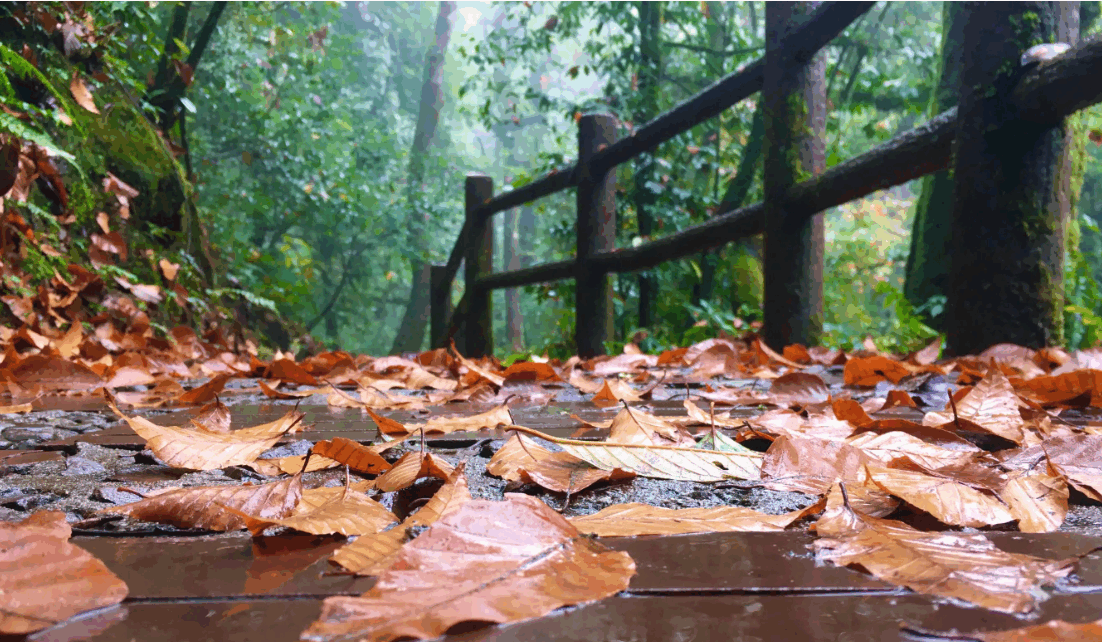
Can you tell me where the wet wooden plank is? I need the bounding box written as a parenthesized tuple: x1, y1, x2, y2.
(73, 534, 374, 599)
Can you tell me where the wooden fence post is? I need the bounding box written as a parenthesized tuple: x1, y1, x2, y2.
(429, 264, 452, 349)
(761, 1, 826, 351)
(575, 114, 619, 358)
(463, 174, 494, 357)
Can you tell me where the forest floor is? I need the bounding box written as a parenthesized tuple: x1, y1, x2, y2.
(3, 338, 1102, 641)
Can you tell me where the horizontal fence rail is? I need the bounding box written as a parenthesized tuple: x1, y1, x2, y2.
(431, 12, 1102, 358)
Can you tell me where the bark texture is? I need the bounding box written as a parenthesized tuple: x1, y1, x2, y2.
(945, 1, 1079, 355)
(761, 1, 826, 350)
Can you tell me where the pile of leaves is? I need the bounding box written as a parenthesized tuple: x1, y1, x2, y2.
(4, 329, 1102, 638)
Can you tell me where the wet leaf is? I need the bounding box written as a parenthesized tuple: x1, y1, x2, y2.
(924, 369, 1025, 443)
(374, 451, 454, 492)
(608, 404, 697, 447)
(769, 371, 829, 407)
(310, 437, 394, 474)
(1042, 434, 1102, 501)
(109, 402, 304, 470)
(331, 465, 471, 575)
(506, 425, 762, 482)
(999, 469, 1068, 533)
(843, 355, 913, 386)
(237, 486, 397, 537)
(569, 502, 819, 537)
(99, 474, 302, 531)
(591, 379, 643, 407)
(813, 484, 1074, 613)
(303, 494, 634, 642)
(865, 462, 1013, 528)
(69, 74, 100, 114)
(487, 433, 634, 493)
(0, 511, 127, 633)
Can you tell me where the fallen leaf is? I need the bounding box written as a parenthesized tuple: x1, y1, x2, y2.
(304, 494, 635, 642)
(608, 405, 696, 447)
(238, 486, 397, 537)
(109, 402, 304, 470)
(591, 379, 643, 407)
(769, 371, 829, 407)
(924, 369, 1025, 443)
(843, 355, 913, 386)
(99, 474, 302, 531)
(312, 437, 393, 475)
(331, 465, 471, 575)
(191, 399, 231, 433)
(69, 74, 100, 114)
(176, 373, 233, 405)
(866, 462, 1013, 528)
(813, 484, 1074, 614)
(374, 451, 455, 492)
(761, 435, 875, 495)
(923, 617, 1102, 641)
(1043, 434, 1102, 501)
(487, 433, 634, 493)
(569, 502, 818, 537)
(506, 425, 762, 482)
(999, 469, 1068, 533)
(0, 511, 127, 633)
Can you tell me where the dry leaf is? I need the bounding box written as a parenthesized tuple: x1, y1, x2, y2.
(312, 437, 393, 475)
(813, 484, 1074, 614)
(591, 379, 643, 407)
(866, 462, 1013, 528)
(237, 486, 396, 537)
(69, 74, 100, 114)
(999, 469, 1068, 533)
(506, 425, 761, 482)
(0, 511, 127, 634)
(487, 433, 634, 493)
(569, 502, 818, 537)
(924, 369, 1025, 443)
(331, 465, 471, 575)
(304, 494, 635, 642)
(1042, 434, 1102, 501)
(608, 405, 697, 447)
(374, 451, 455, 492)
(110, 402, 303, 470)
(99, 474, 302, 531)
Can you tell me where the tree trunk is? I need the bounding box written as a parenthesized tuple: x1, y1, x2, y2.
(945, 2, 1079, 356)
(761, 1, 826, 350)
(903, 2, 966, 324)
(634, 1, 663, 329)
(390, 1, 457, 354)
(504, 208, 523, 351)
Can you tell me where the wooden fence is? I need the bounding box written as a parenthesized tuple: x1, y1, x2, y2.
(430, 2, 1102, 358)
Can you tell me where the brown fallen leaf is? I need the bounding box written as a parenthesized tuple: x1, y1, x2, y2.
(236, 486, 397, 537)
(69, 74, 100, 114)
(591, 379, 643, 407)
(865, 462, 1013, 528)
(331, 465, 471, 575)
(258, 380, 330, 399)
(487, 433, 634, 493)
(924, 369, 1025, 443)
(0, 400, 34, 414)
(813, 484, 1075, 614)
(769, 371, 829, 407)
(608, 404, 696, 447)
(569, 501, 820, 537)
(304, 494, 635, 642)
(847, 430, 985, 470)
(761, 435, 875, 495)
(109, 402, 304, 470)
(914, 617, 1102, 641)
(176, 373, 234, 406)
(312, 437, 393, 475)
(374, 451, 455, 492)
(506, 424, 762, 482)
(1043, 434, 1102, 501)
(191, 399, 232, 433)
(844, 355, 913, 386)
(0, 511, 127, 634)
(99, 474, 303, 531)
(999, 469, 1068, 533)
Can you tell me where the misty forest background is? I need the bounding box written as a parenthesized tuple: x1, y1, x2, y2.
(6, 1, 1102, 359)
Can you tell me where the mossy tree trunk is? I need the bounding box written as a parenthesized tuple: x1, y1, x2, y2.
(945, 2, 1080, 356)
(761, 1, 826, 350)
(902, 2, 966, 324)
